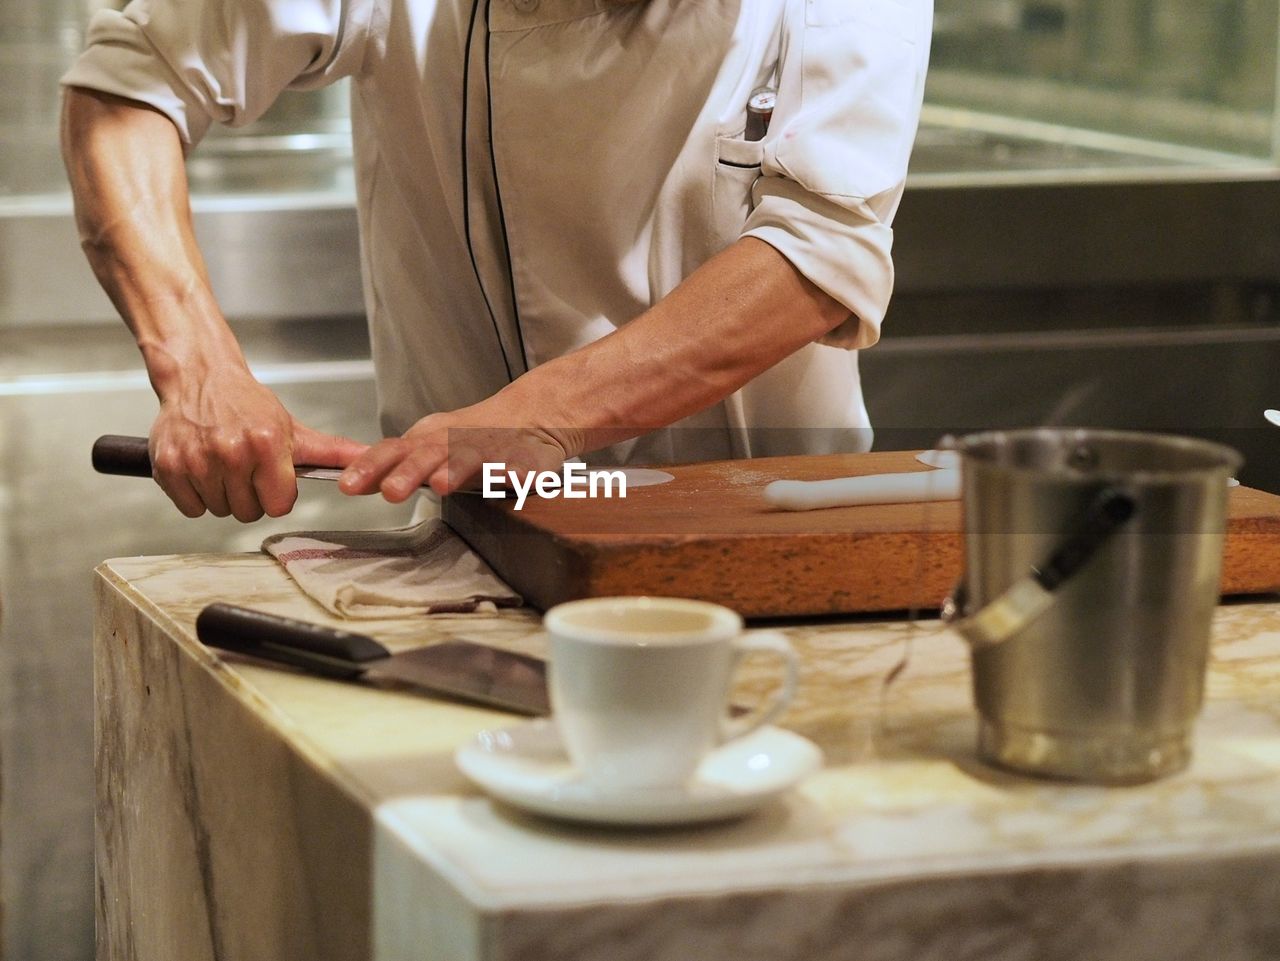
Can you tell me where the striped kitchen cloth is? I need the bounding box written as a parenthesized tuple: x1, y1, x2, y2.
(262, 518, 521, 618)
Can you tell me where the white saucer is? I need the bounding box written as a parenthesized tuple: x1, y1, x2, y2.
(455, 721, 823, 827)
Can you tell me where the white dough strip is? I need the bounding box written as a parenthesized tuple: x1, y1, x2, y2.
(764, 469, 961, 511)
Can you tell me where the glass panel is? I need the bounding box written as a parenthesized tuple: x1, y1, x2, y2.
(0, 0, 352, 199)
(914, 0, 1280, 178)
(189, 84, 354, 196)
(0, 0, 83, 196)
(11, 1, 1280, 197)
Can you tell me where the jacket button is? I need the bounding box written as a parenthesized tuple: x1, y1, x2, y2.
(512, 0, 539, 10)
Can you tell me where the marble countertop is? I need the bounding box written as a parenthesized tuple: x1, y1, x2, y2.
(95, 552, 1280, 961)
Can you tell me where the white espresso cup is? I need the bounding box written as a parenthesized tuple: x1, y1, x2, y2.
(544, 596, 799, 792)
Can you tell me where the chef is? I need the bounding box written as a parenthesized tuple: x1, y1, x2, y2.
(61, 0, 931, 522)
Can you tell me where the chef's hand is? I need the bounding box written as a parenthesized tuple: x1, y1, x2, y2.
(150, 366, 368, 521)
(337, 405, 584, 500)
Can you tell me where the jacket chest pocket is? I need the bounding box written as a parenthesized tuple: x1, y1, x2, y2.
(712, 134, 765, 250)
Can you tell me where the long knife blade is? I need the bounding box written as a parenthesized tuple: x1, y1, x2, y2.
(196, 603, 548, 715)
(362, 642, 549, 715)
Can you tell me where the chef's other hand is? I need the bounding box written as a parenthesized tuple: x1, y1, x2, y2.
(149, 369, 368, 521)
(338, 412, 583, 501)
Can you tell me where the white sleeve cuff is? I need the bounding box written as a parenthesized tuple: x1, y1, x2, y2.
(742, 176, 895, 350)
(60, 10, 212, 145)
(60, 0, 378, 148)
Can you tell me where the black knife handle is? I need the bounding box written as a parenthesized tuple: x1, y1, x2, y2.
(196, 603, 391, 680)
(92, 434, 153, 477)
(93, 434, 333, 480)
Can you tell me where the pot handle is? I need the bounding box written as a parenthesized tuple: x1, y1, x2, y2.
(942, 487, 1137, 648)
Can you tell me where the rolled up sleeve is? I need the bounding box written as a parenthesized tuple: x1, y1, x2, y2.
(60, 0, 379, 146)
(742, 0, 932, 349)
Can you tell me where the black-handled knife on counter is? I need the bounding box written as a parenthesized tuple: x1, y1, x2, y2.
(196, 603, 550, 716)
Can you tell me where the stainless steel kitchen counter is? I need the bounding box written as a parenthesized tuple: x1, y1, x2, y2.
(94, 551, 1280, 961)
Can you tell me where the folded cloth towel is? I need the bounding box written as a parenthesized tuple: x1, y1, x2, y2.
(262, 519, 521, 618)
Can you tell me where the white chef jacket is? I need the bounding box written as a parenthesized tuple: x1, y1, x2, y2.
(63, 0, 931, 465)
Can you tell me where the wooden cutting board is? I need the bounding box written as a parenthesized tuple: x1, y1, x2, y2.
(442, 450, 1280, 618)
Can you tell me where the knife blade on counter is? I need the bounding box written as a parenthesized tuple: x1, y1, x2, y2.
(91, 434, 422, 490)
(195, 603, 550, 716)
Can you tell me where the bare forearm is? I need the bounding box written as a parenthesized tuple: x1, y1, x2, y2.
(500, 236, 851, 450)
(60, 86, 248, 396)
(61, 87, 365, 520)
(340, 239, 852, 498)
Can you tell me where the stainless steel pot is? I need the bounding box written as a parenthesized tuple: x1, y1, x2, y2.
(945, 428, 1241, 783)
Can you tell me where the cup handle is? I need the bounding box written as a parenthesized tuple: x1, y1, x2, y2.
(720, 631, 799, 743)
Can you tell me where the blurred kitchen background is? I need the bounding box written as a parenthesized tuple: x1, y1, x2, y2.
(4, 0, 1280, 957)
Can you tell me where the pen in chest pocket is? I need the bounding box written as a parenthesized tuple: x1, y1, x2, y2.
(745, 86, 776, 142)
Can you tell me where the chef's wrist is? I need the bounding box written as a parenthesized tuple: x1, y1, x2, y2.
(495, 358, 625, 436)
(140, 337, 251, 402)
